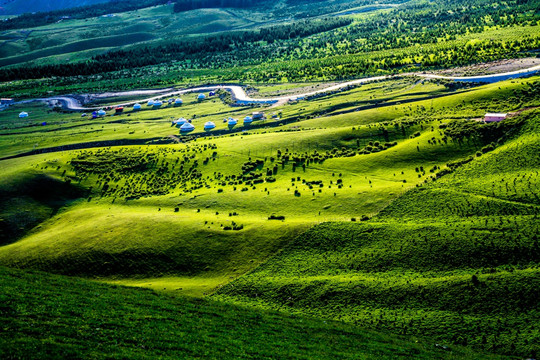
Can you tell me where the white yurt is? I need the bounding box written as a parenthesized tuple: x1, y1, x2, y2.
(81, 113, 87, 117)
(174, 117, 188, 127)
(97, 109, 107, 116)
(197, 93, 206, 101)
(227, 117, 238, 126)
(180, 122, 195, 132)
(204, 121, 216, 131)
(243, 116, 253, 124)
(147, 100, 155, 106)
(133, 103, 142, 110)
(153, 100, 162, 108)
(19, 111, 28, 118)
(175, 98, 183, 105)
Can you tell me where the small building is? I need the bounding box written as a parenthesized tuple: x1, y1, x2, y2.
(174, 117, 188, 127)
(1, 98, 14, 105)
(252, 112, 265, 120)
(18, 111, 28, 118)
(115, 107, 124, 114)
(484, 113, 507, 122)
(197, 93, 206, 101)
(180, 122, 195, 132)
(204, 121, 216, 131)
(133, 103, 142, 110)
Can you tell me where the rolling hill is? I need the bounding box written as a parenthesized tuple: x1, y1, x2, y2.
(1, 0, 539, 358)
(0, 0, 111, 14)
(0, 265, 506, 359)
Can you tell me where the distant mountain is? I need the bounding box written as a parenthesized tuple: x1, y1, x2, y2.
(0, 0, 112, 14)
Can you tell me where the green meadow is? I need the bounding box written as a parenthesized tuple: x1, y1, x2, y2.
(1, 74, 539, 358)
(1, 0, 540, 357)
(0, 266, 507, 359)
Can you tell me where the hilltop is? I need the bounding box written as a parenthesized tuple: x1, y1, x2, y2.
(0, 0, 111, 15)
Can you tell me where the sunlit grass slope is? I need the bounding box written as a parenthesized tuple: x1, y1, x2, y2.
(1, 266, 507, 360)
(0, 77, 537, 298)
(214, 110, 540, 358)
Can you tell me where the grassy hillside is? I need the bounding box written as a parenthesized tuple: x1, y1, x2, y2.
(0, 72, 538, 357)
(214, 110, 540, 357)
(1, 0, 539, 98)
(0, 0, 111, 15)
(2, 266, 506, 359)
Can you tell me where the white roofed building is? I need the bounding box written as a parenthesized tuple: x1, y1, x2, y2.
(484, 113, 507, 122)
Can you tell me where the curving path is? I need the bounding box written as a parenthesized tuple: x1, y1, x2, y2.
(21, 65, 540, 111)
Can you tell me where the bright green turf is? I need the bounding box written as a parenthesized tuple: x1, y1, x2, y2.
(213, 109, 540, 357)
(1, 266, 507, 359)
(0, 76, 539, 357)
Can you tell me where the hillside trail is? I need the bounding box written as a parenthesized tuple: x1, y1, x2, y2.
(17, 64, 540, 111)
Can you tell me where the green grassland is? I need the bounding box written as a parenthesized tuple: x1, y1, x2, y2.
(0, 5, 257, 66)
(213, 108, 540, 357)
(1, 0, 540, 358)
(0, 73, 539, 358)
(2, 0, 540, 98)
(0, 265, 507, 359)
